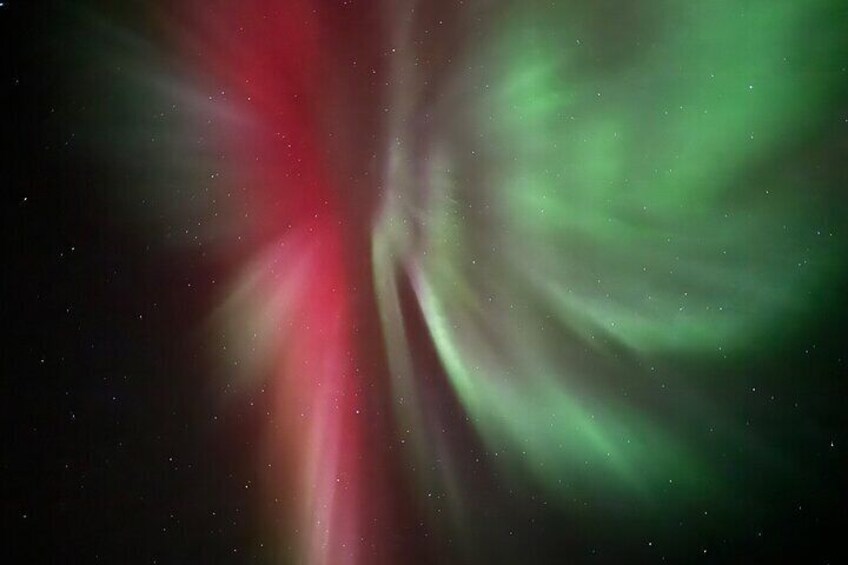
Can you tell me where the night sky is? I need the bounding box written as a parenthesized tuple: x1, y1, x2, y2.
(3, 1, 848, 563)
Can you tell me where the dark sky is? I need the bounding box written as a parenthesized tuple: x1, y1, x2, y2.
(3, 3, 261, 561)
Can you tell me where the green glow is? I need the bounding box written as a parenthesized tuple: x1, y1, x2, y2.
(375, 0, 846, 508)
(480, 0, 844, 353)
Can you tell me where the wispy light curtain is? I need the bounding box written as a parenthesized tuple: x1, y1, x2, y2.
(81, 0, 848, 562)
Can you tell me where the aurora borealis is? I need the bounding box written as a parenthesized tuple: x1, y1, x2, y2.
(4, 0, 848, 563)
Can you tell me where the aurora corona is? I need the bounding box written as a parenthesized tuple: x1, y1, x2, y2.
(73, 0, 848, 562)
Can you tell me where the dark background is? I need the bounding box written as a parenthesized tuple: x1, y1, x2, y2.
(3, 2, 264, 561)
(3, 1, 847, 563)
